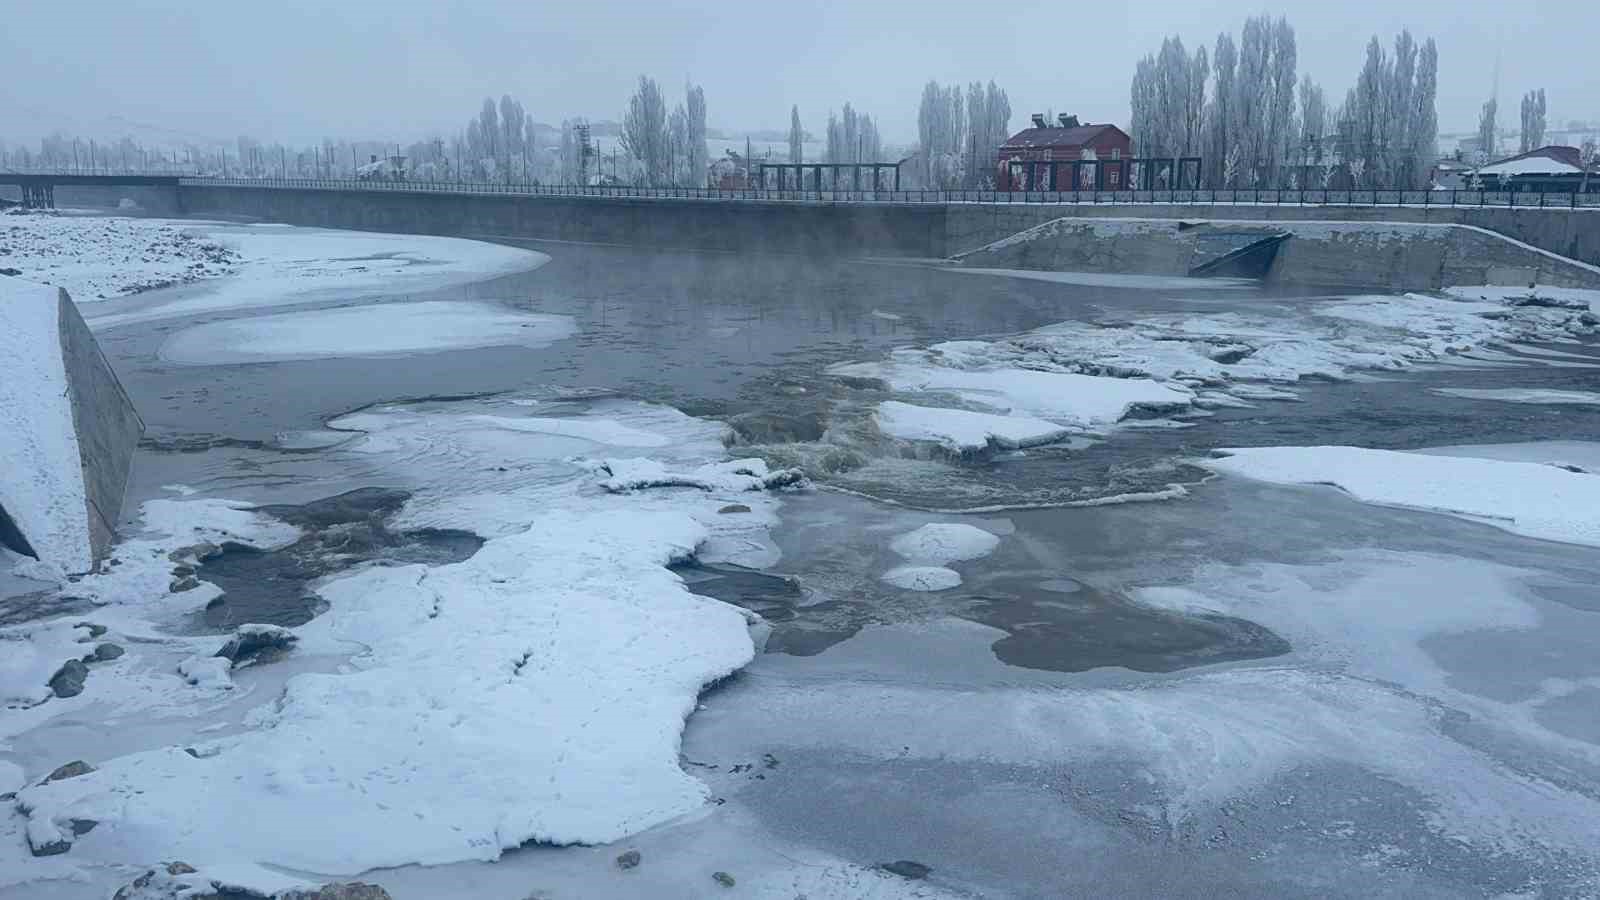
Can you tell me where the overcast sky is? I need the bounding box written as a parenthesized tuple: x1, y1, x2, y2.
(1, 0, 1593, 149)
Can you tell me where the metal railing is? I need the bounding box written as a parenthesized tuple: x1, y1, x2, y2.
(163, 177, 1600, 209)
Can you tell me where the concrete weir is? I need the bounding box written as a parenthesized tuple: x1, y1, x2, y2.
(0, 279, 143, 572)
(953, 216, 1600, 291)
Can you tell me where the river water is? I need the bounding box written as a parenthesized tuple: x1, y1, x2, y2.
(44, 236, 1600, 897)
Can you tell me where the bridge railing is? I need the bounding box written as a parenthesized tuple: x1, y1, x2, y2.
(175, 177, 1600, 209)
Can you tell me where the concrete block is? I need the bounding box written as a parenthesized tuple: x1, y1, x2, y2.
(1486, 265, 1538, 287)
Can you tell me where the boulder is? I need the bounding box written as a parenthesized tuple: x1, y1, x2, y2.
(615, 849, 641, 870)
(49, 659, 88, 697)
(215, 623, 299, 666)
(92, 642, 125, 661)
(881, 860, 932, 880)
(43, 759, 94, 783)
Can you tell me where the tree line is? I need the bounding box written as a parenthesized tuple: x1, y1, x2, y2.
(1130, 17, 1438, 189)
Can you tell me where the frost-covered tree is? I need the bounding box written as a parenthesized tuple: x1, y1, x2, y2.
(1520, 89, 1547, 152)
(1408, 39, 1439, 187)
(1205, 32, 1237, 187)
(499, 95, 525, 181)
(1264, 18, 1297, 184)
(1298, 75, 1327, 168)
(668, 104, 689, 185)
(686, 82, 708, 187)
(917, 81, 965, 187)
(622, 75, 670, 186)
(478, 98, 499, 170)
(1131, 37, 1208, 162)
(964, 81, 1012, 187)
(1477, 96, 1499, 163)
(788, 106, 804, 163)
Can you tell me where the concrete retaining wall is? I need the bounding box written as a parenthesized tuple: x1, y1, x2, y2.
(56, 289, 144, 563)
(955, 216, 1600, 291)
(945, 203, 1600, 269)
(179, 186, 946, 257)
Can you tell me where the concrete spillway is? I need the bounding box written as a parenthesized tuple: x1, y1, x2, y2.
(952, 216, 1600, 291)
(0, 278, 143, 572)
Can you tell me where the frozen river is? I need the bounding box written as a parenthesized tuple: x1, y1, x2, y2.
(5, 218, 1600, 899)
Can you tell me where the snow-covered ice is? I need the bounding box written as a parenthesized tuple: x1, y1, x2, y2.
(889, 523, 1001, 564)
(881, 565, 964, 592)
(75, 222, 547, 329)
(1433, 387, 1600, 405)
(874, 400, 1071, 453)
(1204, 445, 1600, 547)
(158, 300, 577, 365)
(832, 349, 1193, 428)
(1445, 283, 1600, 311)
(0, 620, 96, 707)
(3, 393, 789, 888)
(0, 277, 92, 572)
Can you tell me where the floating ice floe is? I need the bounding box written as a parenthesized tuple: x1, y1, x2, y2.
(881, 565, 963, 592)
(1432, 387, 1600, 405)
(889, 523, 1001, 564)
(1204, 445, 1600, 547)
(596, 457, 806, 493)
(832, 349, 1193, 428)
(158, 301, 577, 365)
(873, 400, 1073, 453)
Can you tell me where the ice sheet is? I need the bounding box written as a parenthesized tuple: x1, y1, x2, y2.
(1432, 387, 1600, 405)
(158, 301, 577, 364)
(832, 350, 1192, 427)
(888, 523, 1001, 564)
(84, 223, 548, 329)
(1204, 445, 1600, 546)
(874, 400, 1071, 452)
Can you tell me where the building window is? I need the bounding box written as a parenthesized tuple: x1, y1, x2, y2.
(1108, 168, 1120, 187)
(1111, 148, 1121, 160)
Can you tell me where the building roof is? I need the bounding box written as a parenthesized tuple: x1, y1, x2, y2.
(1001, 124, 1126, 150)
(1476, 145, 1586, 177)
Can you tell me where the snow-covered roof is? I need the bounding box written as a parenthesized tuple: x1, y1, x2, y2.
(1475, 145, 1586, 177)
(1476, 156, 1583, 177)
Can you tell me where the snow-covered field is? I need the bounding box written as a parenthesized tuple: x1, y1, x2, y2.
(0, 211, 239, 299)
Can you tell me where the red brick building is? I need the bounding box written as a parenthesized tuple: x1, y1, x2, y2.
(997, 115, 1133, 191)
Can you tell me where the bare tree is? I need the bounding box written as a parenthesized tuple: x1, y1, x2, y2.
(1408, 39, 1439, 187)
(1298, 75, 1327, 170)
(1206, 32, 1237, 187)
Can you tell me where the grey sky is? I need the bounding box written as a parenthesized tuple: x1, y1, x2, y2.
(1, 0, 1593, 148)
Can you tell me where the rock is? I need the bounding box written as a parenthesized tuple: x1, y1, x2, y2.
(280, 884, 393, 900)
(49, 659, 89, 697)
(615, 849, 641, 870)
(881, 860, 932, 880)
(0, 792, 14, 801)
(69, 818, 98, 836)
(171, 565, 196, 577)
(166, 862, 197, 875)
(215, 623, 299, 666)
(717, 504, 752, 514)
(170, 575, 201, 593)
(0, 267, 21, 277)
(78, 622, 108, 638)
(92, 642, 126, 661)
(169, 542, 221, 564)
(43, 760, 94, 783)
(711, 872, 736, 888)
(29, 835, 71, 857)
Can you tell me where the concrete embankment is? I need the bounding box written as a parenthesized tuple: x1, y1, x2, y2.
(0, 280, 143, 571)
(178, 186, 945, 257)
(954, 216, 1600, 291)
(171, 185, 1600, 289)
(945, 203, 1600, 269)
